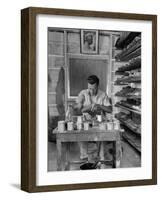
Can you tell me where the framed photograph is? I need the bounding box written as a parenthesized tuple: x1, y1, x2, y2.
(21, 7, 157, 192)
(81, 30, 98, 54)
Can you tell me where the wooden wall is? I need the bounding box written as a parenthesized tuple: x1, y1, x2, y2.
(48, 30, 65, 132)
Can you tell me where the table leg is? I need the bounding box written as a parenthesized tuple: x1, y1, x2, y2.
(64, 142, 70, 171)
(56, 139, 62, 171)
(99, 142, 105, 161)
(112, 142, 115, 168)
(114, 140, 121, 168)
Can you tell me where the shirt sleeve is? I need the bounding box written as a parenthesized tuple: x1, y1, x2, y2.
(76, 90, 85, 105)
(102, 94, 111, 106)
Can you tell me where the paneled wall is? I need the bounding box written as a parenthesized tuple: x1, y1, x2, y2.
(48, 30, 65, 131)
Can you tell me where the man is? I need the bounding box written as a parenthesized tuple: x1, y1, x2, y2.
(75, 75, 112, 161)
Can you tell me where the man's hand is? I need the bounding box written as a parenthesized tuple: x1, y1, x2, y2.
(91, 104, 112, 114)
(81, 104, 93, 113)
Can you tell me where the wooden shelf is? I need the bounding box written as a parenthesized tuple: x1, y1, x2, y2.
(115, 76, 141, 84)
(116, 47, 141, 62)
(123, 133, 141, 153)
(118, 118, 141, 135)
(114, 33, 141, 154)
(115, 94, 141, 99)
(116, 57, 141, 72)
(114, 83, 128, 86)
(115, 41, 141, 59)
(115, 32, 140, 49)
(115, 104, 141, 115)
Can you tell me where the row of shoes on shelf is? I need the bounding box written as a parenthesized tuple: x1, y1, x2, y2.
(115, 86, 141, 98)
(119, 48, 141, 62)
(123, 130, 141, 151)
(115, 112, 141, 134)
(115, 72, 141, 85)
(115, 99, 141, 111)
(116, 56, 141, 72)
(115, 32, 140, 49)
(115, 35, 141, 61)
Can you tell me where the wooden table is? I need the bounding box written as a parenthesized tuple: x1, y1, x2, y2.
(53, 127, 121, 171)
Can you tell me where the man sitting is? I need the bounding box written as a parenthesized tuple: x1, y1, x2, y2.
(74, 75, 112, 162)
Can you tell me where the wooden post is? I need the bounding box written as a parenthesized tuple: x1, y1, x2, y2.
(112, 141, 115, 168)
(64, 143, 70, 171)
(115, 140, 121, 168)
(64, 30, 68, 112)
(56, 139, 62, 171)
(99, 142, 105, 161)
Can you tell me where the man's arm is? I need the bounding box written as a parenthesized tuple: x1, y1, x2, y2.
(92, 94, 112, 113)
(74, 90, 94, 114)
(73, 103, 92, 114)
(73, 90, 92, 114)
(74, 102, 93, 113)
(99, 104, 112, 113)
(92, 104, 112, 113)
(81, 104, 93, 113)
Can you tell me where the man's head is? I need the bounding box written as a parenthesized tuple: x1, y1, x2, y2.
(87, 75, 99, 96)
(85, 33, 93, 45)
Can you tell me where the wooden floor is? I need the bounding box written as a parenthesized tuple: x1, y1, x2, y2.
(48, 140, 141, 171)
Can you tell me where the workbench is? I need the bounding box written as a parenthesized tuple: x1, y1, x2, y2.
(53, 127, 121, 171)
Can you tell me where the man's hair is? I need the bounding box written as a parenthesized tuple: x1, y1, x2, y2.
(87, 75, 99, 86)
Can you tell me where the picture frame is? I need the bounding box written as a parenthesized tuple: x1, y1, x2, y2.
(21, 7, 157, 193)
(81, 30, 98, 54)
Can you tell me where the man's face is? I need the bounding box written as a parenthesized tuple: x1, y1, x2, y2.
(86, 35, 93, 45)
(88, 83, 98, 96)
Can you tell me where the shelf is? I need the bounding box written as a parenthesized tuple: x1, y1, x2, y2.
(115, 76, 141, 84)
(118, 118, 141, 135)
(115, 94, 141, 99)
(115, 32, 141, 49)
(114, 33, 142, 155)
(123, 134, 141, 153)
(115, 71, 128, 76)
(116, 47, 141, 62)
(115, 104, 141, 115)
(115, 40, 141, 61)
(114, 83, 128, 86)
(116, 57, 141, 72)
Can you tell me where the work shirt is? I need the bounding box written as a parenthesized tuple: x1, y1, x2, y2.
(76, 89, 111, 108)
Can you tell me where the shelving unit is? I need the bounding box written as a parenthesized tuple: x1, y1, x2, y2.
(113, 32, 141, 153)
